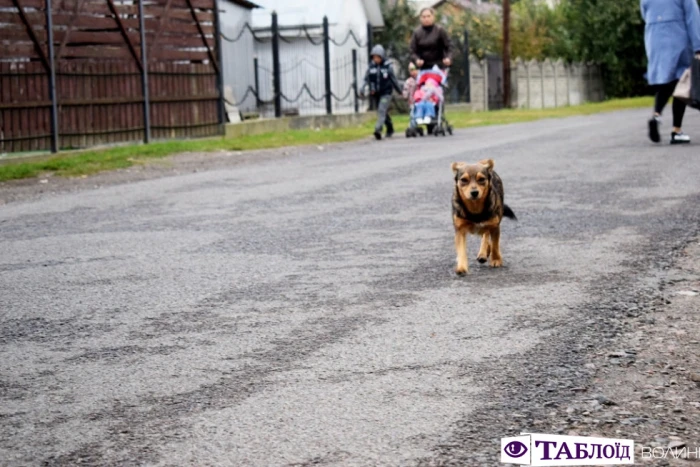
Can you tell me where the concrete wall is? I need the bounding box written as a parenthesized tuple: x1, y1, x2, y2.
(510, 59, 604, 109)
(468, 56, 488, 112)
(468, 57, 605, 111)
(225, 112, 373, 139)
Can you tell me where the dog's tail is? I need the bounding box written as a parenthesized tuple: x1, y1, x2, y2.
(503, 204, 517, 221)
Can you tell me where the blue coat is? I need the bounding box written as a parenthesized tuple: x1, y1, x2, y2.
(641, 0, 700, 85)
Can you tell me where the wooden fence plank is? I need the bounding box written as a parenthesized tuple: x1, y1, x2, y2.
(45, 14, 214, 34)
(142, 7, 214, 22)
(1, 0, 219, 153)
(0, 26, 49, 41)
(58, 46, 133, 59)
(0, 0, 44, 7)
(0, 42, 42, 58)
(144, 0, 214, 9)
(53, 1, 138, 15)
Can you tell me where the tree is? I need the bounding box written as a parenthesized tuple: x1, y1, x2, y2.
(559, 0, 647, 97)
(375, 0, 417, 72)
(377, 0, 652, 98)
(510, 0, 555, 60)
(443, 10, 501, 60)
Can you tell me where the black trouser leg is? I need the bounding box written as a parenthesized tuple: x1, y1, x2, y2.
(385, 111, 393, 131)
(654, 81, 675, 115)
(671, 97, 686, 129)
(654, 80, 686, 129)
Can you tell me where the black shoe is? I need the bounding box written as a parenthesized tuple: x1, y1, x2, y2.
(373, 130, 382, 140)
(385, 128, 394, 138)
(670, 132, 690, 144)
(648, 117, 660, 143)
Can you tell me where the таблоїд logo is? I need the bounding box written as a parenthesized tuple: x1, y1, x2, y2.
(501, 433, 634, 466)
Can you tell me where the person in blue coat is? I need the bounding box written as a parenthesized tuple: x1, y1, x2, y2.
(642, 0, 700, 144)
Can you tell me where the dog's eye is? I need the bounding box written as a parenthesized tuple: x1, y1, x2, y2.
(460, 178, 469, 184)
(476, 177, 487, 184)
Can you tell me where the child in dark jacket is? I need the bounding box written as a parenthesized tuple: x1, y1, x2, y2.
(362, 44, 402, 140)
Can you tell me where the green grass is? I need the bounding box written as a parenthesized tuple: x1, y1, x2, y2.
(0, 97, 652, 182)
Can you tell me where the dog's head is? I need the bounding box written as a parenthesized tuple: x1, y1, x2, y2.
(451, 159, 494, 204)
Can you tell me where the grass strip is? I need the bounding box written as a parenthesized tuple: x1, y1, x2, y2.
(0, 97, 652, 182)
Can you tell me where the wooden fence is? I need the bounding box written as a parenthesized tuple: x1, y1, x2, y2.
(0, 0, 224, 154)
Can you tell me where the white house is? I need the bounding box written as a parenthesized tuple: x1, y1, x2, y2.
(219, 0, 262, 115)
(249, 0, 384, 117)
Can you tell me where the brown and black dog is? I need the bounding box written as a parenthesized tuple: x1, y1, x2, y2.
(451, 159, 516, 275)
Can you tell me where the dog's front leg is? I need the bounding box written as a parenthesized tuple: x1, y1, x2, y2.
(477, 233, 491, 264)
(455, 229, 468, 275)
(489, 227, 502, 268)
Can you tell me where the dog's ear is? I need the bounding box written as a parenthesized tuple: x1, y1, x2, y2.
(479, 159, 494, 171)
(451, 162, 466, 175)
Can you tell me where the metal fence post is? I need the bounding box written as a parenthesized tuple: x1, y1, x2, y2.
(138, 0, 151, 143)
(323, 16, 332, 114)
(213, 0, 225, 131)
(366, 21, 374, 111)
(352, 49, 358, 113)
(271, 11, 281, 118)
(463, 30, 470, 103)
(366, 21, 372, 64)
(502, 0, 511, 108)
(45, 0, 59, 153)
(253, 57, 261, 110)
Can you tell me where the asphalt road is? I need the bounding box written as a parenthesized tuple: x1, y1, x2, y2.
(1, 109, 700, 466)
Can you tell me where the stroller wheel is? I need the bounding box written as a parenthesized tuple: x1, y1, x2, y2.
(417, 128, 424, 137)
(447, 125, 453, 135)
(405, 129, 411, 138)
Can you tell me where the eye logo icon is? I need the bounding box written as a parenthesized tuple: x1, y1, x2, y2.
(504, 441, 528, 458)
(500, 435, 531, 464)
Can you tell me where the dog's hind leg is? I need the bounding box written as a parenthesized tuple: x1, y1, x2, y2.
(455, 229, 468, 275)
(477, 234, 491, 264)
(489, 227, 502, 268)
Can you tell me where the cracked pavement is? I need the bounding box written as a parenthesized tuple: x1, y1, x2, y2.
(1, 109, 700, 466)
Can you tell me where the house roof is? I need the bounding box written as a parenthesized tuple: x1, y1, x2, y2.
(228, 0, 261, 9)
(251, 0, 383, 29)
(361, 0, 385, 28)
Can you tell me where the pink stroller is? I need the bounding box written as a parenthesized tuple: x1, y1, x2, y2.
(406, 66, 454, 138)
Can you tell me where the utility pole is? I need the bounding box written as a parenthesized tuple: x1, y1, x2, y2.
(502, 0, 511, 108)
